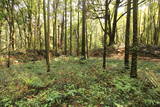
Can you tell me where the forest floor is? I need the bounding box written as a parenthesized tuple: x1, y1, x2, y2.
(0, 45, 160, 106)
(0, 54, 160, 107)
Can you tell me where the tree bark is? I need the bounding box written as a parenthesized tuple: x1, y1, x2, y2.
(43, 0, 50, 72)
(124, 0, 131, 69)
(60, 12, 65, 50)
(103, 0, 108, 69)
(109, 0, 120, 46)
(0, 22, 2, 50)
(37, 0, 42, 50)
(131, 0, 138, 78)
(82, 0, 86, 59)
(70, 0, 73, 55)
(86, 23, 89, 58)
(64, 0, 68, 55)
(77, 0, 80, 56)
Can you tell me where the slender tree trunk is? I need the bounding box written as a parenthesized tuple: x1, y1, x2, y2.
(103, 0, 108, 69)
(153, 1, 160, 45)
(28, 1, 33, 49)
(77, 0, 80, 56)
(108, 13, 112, 40)
(138, 11, 141, 42)
(16, 21, 23, 49)
(37, 0, 42, 50)
(64, 0, 68, 55)
(153, 15, 158, 45)
(131, 0, 138, 78)
(8, 23, 12, 68)
(52, 11, 55, 50)
(109, 0, 120, 46)
(146, 10, 150, 45)
(39, 26, 43, 50)
(75, 29, 79, 56)
(89, 34, 92, 50)
(0, 22, 2, 50)
(58, 25, 60, 49)
(158, 1, 160, 45)
(7, 0, 15, 67)
(124, 0, 131, 69)
(70, 0, 73, 55)
(60, 12, 65, 50)
(86, 23, 89, 58)
(55, 11, 57, 53)
(141, 13, 146, 43)
(82, 0, 86, 59)
(11, 0, 15, 50)
(43, 0, 50, 72)
(47, 0, 51, 72)
(23, 26, 27, 48)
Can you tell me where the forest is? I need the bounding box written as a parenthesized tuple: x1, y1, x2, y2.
(0, 0, 160, 106)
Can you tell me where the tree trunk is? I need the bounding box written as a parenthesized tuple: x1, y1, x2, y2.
(103, 0, 108, 69)
(55, 11, 57, 53)
(86, 23, 89, 58)
(7, 0, 15, 67)
(64, 0, 68, 55)
(16, 21, 23, 49)
(89, 34, 92, 50)
(0, 22, 2, 50)
(82, 0, 86, 59)
(58, 25, 60, 49)
(37, 0, 42, 50)
(75, 29, 79, 56)
(69, 0, 73, 55)
(158, 1, 160, 45)
(131, 0, 138, 78)
(60, 12, 65, 50)
(28, 0, 33, 49)
(43, 0, 50, 72)
(154, 1, 160, 45)
(11, 0, 15, 50)
(109, 0, 120, 46)
(77, 0, 80, 56)
(124, 0, 131, 69)
(8, 23, 12, 68)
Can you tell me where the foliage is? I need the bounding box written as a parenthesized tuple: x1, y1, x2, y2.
(0, 57, 160, 107)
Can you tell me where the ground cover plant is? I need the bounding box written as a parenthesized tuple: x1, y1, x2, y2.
(0, 57, 160, 107)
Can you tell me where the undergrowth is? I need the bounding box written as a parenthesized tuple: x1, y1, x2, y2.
(0, 57, 160, 107)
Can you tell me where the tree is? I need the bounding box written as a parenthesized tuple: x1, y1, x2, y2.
(27, 0, 33, 49)
(60, 12, 65, 50)
(37, 0, 42, 50)
(2, 0, 16, 67)
(69, 0, 73, 55)
(76, 0, 80, 56)
(103, 0, 109, 69)
(43, 0, 50, 72)
(131, 0, 138, 78)
(124, 0, 131, 69)
(64, 0, 68, 55)
(0, 22, 2, 51)
(53, 0, 59, 53)
(153, 0, 160, 45)
(81, 0, 86, 59)
(158, 1, 160, 45)
(109, 0, 120, 45)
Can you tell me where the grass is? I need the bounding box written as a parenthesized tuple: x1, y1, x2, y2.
(0, 56, 160, 107)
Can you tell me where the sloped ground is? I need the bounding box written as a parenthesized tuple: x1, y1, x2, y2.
(90, 45, 160, 60)
(0, 44, 160, 67)
(139, 45, 160, 59)
(0, 57, 160, 107)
